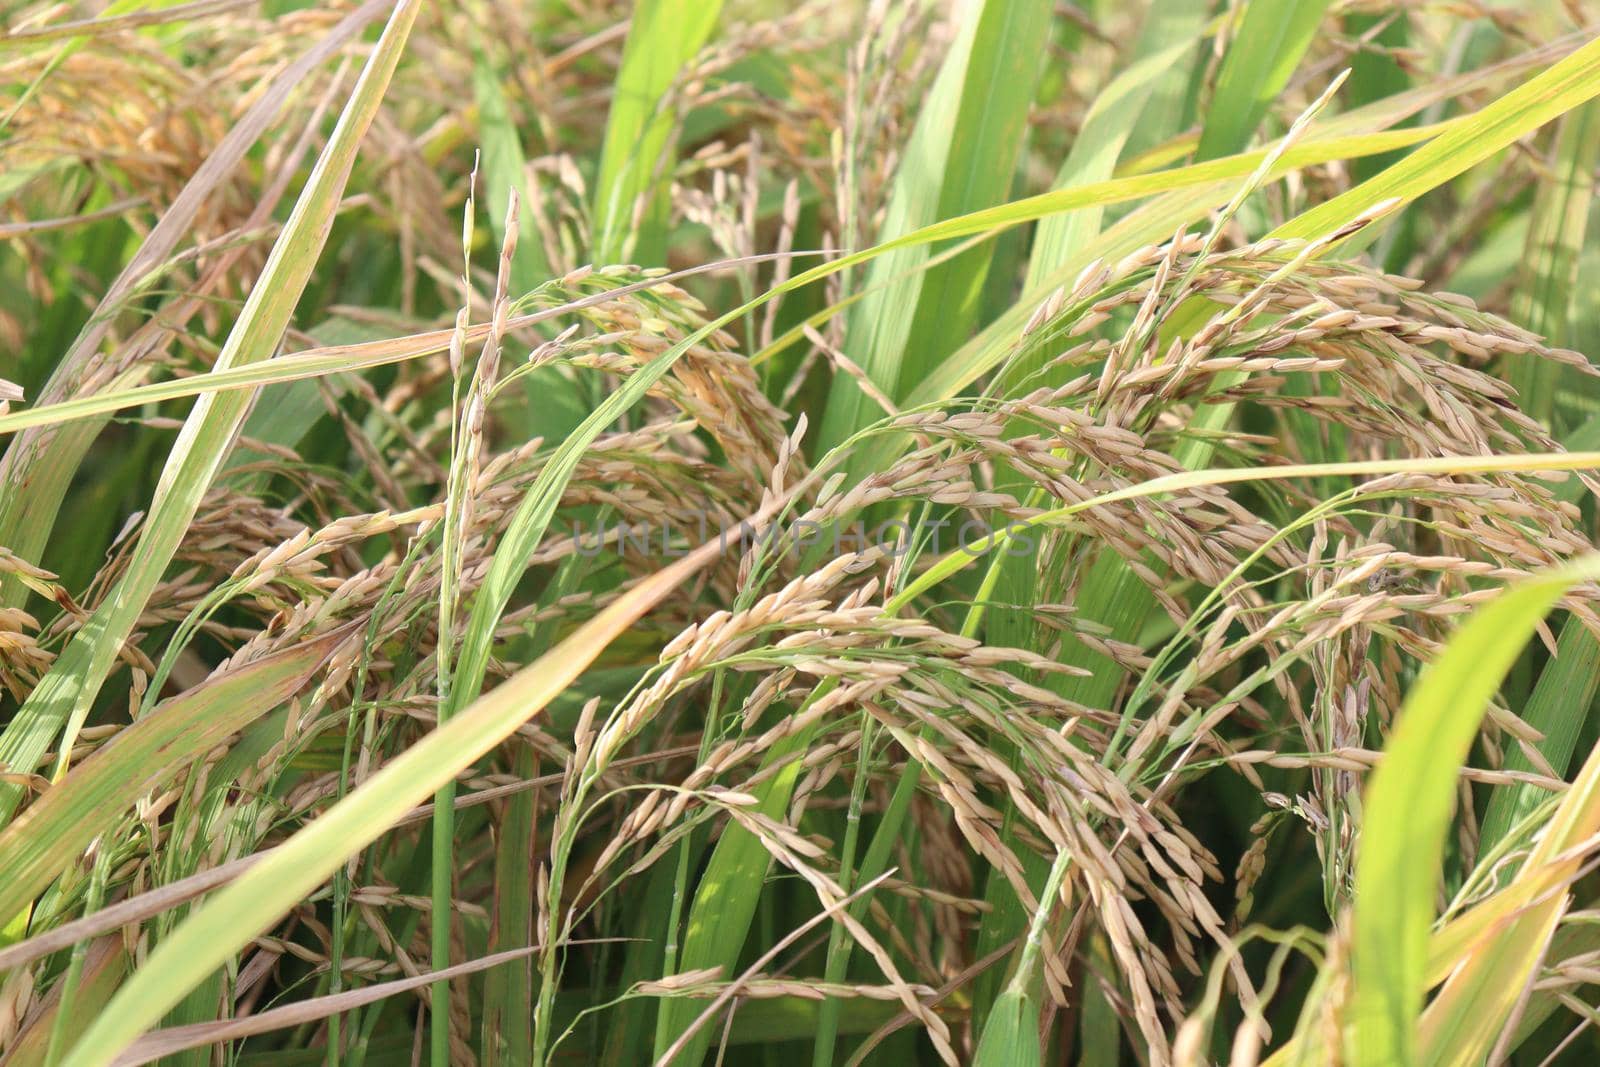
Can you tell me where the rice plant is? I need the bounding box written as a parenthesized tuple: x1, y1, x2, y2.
(4, 1, 1600, 1064)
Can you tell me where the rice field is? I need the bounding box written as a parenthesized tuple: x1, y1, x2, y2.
(3, 0, 1600, 1063)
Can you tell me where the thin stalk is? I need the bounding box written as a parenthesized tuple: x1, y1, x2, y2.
(43, 842, 111, 1066)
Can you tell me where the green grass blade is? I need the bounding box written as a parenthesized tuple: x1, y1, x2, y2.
(815, 0, 1053, 457)
(472, 56, 549, 297)
(591, 0, 723, 264)
(892, 0, 1053, 384)
(1344, 9, 1416, 183)
(972, 988, 1042, 1067)
(1508, 100, 1600, 424)
(1477, 613, 1600, 853)
(972, 852, 1071, 1066)
(480, 746, 536, 1066)
(1026, 1, 1208, 284)
(1195, 0, 1333, 161)
(482, 559, 585, 1066)
(652, 721, 818, 1066)
(1350, 558, 1600, 1066)
(471, 47, 587, 443)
